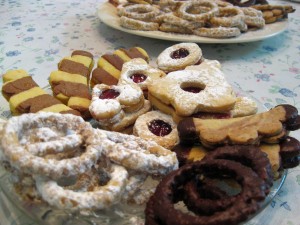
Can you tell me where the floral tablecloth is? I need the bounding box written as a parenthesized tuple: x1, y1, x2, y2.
(0, 0, 300, 224)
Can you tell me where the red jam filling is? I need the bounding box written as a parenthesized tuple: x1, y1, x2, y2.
(99, 89, 120, 99)
(130, 73, 147, 83)
(148, 119, 172, 137)
(181, 87, 202, 93)
(171, 48, 189, 59)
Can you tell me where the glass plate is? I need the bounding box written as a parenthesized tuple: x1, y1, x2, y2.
(0, 84, 289, 225)
(97, 2, 289, 44)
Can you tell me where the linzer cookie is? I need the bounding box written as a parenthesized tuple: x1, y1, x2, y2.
(1, 69, 80, 116)
(89, 83, 151, 132)
(50, 50, 94, 119)
(133, 110, 179, 149)
(118, 58, 165, 98)
(91, 47, 150, 87)
(148, 68, 237, 117)
(178, 104, 300, 148)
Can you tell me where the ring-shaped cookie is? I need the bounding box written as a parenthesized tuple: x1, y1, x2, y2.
(177, 0, 219, 22)
(241, 7, 265, 28)
(210, 6, 245, 28)
(0, 112, 101, 179)
(156, 43, 202, 73)
(35, 164, 128, 210)
(120, 4, 160, 21)
(194, 27, 241, 38)
(146, 159, 267, 225)
(120, 16, 159, 31)
(133, 111, 179, 149)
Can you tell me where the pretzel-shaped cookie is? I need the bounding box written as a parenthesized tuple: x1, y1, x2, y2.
(35, 163, 129, 210)
(0, 112, 101, 179)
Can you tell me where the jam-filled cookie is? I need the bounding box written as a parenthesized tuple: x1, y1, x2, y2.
(148, 68, 236, 117)
(156, 42, 203, 73)
(118, 58, 166, 98)
(89, 83, 150, 132)
(133, 111, 179, 149)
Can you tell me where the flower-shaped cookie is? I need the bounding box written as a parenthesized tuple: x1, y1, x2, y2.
(118, 58, 165, 97)
(148, 68, 236, 116)
(89, 83, 144, 124)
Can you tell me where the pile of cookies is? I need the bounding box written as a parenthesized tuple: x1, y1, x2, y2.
(114, 0, 294, 38)
(1, 42, 300, 224)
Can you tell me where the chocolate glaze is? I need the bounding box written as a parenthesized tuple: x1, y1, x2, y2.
(172, 144, 193, 167)
(91, 67, 118, 85)
(2, 76, 38, 99)
(59, 59, 90, 78)
(17, 94, 62, 113)
(277, 104, 300, 130)
(177, 117, 199, 144)
(71, 50, 93, 59)
(102, 54, 124, 71)
(279, 136, 300, 159)
(52, 81, 91, 99)
(146, 159, 267, 225)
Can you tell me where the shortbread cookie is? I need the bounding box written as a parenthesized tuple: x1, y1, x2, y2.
(118, 58, 166, 98)
(156, 43, 203, 73)
(133, 111, 179, 149)
(1, 70, 80, 116)
(91, 47, 150, 87)
(148, 69, 236, 116)
(89, 83, 145, 126)
(60, 50, 94, 71)
(50, 50, 93, 119)
(177, 104, 300, 148)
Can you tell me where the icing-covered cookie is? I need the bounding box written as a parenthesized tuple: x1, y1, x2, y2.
(118, 58, 166, 98)
(156, 43, 203, 73)
(89, 83, 148, 131)
(133, 111, 179, 149)
(148, 68, 236, 117)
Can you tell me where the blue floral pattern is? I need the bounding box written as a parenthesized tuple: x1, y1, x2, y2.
(0, 0, 300, 224)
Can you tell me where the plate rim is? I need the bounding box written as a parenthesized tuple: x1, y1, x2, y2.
(97, 2, 289, 44)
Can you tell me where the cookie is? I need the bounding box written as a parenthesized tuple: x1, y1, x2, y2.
(91, 47, 150, 87)
(89, 83, 150, 131)
(148, 68, 236, 117)
(156, 43, 203, 73)
(118, 58, 166, 98)
(1, 70, 80, 116)
(177, 104, 300, 148)
(133, 110, 179, 149)
(50, 50, 93, 119)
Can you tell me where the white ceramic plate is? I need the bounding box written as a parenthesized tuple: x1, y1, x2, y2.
(97, 2, 289, 44)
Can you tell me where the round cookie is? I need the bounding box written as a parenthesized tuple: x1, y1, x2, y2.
(133, 111, 179, 149)
(156, 43, 203, 73)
